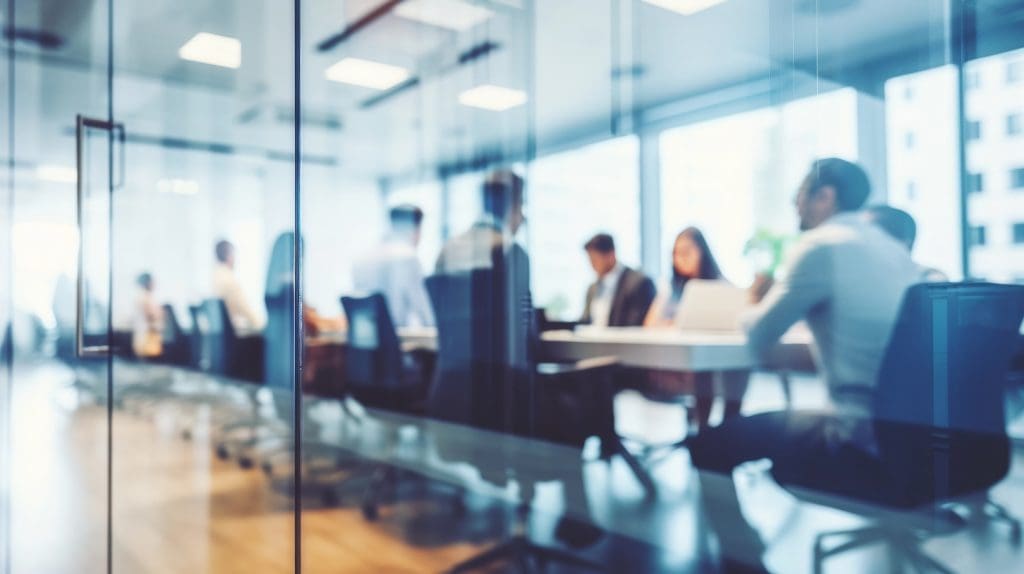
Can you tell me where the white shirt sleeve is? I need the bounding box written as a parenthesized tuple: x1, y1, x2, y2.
(743, 241, 831, 362)
(401, 254, 435, 327)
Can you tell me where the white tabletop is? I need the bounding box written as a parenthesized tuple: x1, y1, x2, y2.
(540, 326, 812, 372)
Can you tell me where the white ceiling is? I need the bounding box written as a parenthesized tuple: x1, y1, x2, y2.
(4, 0, 1024, 185)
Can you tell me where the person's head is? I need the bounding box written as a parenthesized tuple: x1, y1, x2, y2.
(671, 227, 722, 282)
(481, 169, 525, 234)
(865, 205, 917, 251)
(794, 158, 871, 231)
(215, 239, 235, 268)
(136, 272, 154, 291)
(389, 204, 424, 246)
(584, 233, 618, 277)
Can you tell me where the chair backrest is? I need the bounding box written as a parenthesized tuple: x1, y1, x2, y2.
(187, 304, 207, 370)
(160, 304, 192, 366)
(874, 282, 1024, 433)
(264, 286, 295, 392)
(426, 269, 533, 434)
(199, 298, 238, 375)
(339, 293, 403, 392)
(873, 282, 1024, 502)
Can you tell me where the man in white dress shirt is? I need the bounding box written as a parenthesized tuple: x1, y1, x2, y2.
(212, 239, 264, 331)
(689, 158, 921, 573)
(352, 204, 435, 328)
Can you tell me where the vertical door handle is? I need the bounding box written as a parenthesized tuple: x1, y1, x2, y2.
(75, 115, 124, 357)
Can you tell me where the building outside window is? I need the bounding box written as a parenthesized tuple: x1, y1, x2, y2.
(1011, 167, 1024, 189)
(966, 120, 982, 140)
(1008, 113, 1022, 136)
(968, 172, 984, 193)
(1008, 59, 1023, 84)
(1013, 222, 1024, 245)
(970, 225, 988, 247)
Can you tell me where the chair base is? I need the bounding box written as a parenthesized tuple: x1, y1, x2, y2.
(447, 534, 604, 574)
(814, 526, 953, 574)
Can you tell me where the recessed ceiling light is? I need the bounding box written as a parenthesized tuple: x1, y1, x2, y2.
(157, 178, 200, 195)
(642, 0, 727, 16)
(35, 164, 76, 184)
(394, 0, 494, 31)
(178, 32, 241, 69)
(324, 57, 411, 90)
(458, 84, 528, 111)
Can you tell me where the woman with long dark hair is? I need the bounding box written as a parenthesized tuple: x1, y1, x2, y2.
(643, 227, 747, 432)
(644, 227, 723, 326)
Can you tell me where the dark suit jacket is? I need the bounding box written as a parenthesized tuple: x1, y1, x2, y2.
(581, 266, 656, 327)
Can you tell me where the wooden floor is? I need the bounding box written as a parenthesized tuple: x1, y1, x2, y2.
(8, 360, 1024, 573)
(7, 363, 491, 574)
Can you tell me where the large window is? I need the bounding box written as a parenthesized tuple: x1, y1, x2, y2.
(885, 65, 963, 279)
(965, 47, 1024, 283)
(528, 136, 641, 320)
(659, 88, 859, 287)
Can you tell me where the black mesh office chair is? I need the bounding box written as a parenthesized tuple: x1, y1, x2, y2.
(159, 304, 191, 367)
(427, 270, 610, 573)
(788, 283, 1024, 574)
(339, 293, 435, 519)
(198, 298, 267, 466)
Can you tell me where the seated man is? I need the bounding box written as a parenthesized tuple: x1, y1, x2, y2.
(688, 158, 920, 573)
(353, 204, 435, 328)
(580, 233, 656, 327)
(864, 204, 948, 282)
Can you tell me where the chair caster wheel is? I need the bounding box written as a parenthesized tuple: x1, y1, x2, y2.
(261, 462, 274, 476)
(215, 445, 230, 460)
(239, 457, 254, 469)
(181, 429, 192, 441)
(362, 504, 379, 521)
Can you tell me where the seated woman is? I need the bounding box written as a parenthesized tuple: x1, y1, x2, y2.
(643, 227, 748, 432)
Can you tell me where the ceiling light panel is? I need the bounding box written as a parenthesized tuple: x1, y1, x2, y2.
(394, 0, 494, 31)
(35, 164, 77, 184)
(325, 57, 411, 90)
(458, 84, 528, 111)
(642, 0, 728, 16)
(178, 32, 241, 69)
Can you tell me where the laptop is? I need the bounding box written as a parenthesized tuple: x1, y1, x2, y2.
(673, 279, 750, 332)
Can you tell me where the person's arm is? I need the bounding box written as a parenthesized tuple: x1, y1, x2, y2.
(634, 276, 657, 326)
(404, 255, 436, 327)
(644, 288, 669, 327)
(743, 243, 831, 362)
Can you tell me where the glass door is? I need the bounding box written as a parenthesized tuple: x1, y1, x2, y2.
(108, 0, 299, 572)
(3, 0, 114, 572)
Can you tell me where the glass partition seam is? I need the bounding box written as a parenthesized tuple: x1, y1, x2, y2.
(953, 0, 975, 278)
(294, 0, 303, 571)
(2, 0, 14, 570)
(105, 0, 115, 571)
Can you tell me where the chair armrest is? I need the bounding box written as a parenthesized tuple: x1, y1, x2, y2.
(536, 355, 620, 376)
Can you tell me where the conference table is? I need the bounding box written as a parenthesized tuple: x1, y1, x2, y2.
(309, 324, 813, 373)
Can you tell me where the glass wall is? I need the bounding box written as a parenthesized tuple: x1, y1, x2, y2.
(2, 1, 1024, 573)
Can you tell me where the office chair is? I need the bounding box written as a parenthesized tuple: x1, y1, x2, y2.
(194, 298, 270, 466)
(339, 293, 436, 519)
(254, 287, 358, 497)
(159, 304, 192, 367)
(427, 270, 609, 573)
(785, 283, 1024, 574)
